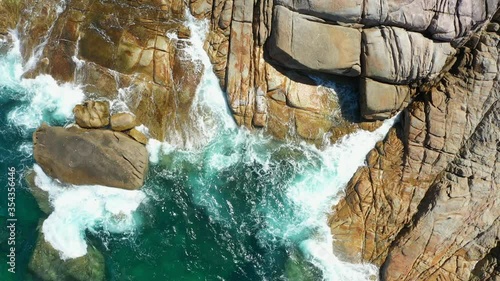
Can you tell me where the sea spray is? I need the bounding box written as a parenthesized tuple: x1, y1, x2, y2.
(144, 11, 400, 280)
(0, 7, 401, 279)
(0, 32, 84, 132)
(283, 116, 398, 280)
(34, 165, 146, 259)
(163, 11, 236, 148)
(21, 0, 68, 72)
(0, 33, 146, 260)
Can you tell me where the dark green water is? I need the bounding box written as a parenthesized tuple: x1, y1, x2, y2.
(0, 84, 321, 281)
(0, 31, 388, 281)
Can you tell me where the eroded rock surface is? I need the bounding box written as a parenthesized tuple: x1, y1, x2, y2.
(110, 112, 138, 132)
(328, 28, 500, 280)
(33, 124, 148, 190)
(19, 0, 201, 142)
(194, 0, 499, 140)
(268, 6, 362, 76)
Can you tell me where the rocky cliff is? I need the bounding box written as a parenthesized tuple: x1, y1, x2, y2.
(1, 0, 499, 279)
(191, 0, 500, 278)
(191, 0, 498, 143)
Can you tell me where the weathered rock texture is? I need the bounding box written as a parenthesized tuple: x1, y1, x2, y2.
(192, 0, 499, 142)
(33, 124, 148, 190)
(469, 244, 500, 281)
(110, 112, 138, 132)
(328, 27, 500, 280)
(73, 100, 110, 128)
(29, 231, 104, 281)
(4, 0, 500, 278)
(269, 6, 362, 76)
(276, 0, 497, 44)
(15, 0, 498, 144)
(18, 0, 202, 143)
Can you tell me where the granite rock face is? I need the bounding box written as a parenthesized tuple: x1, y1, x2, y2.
(33, 124, 148, 190)
(268, 6, 362, 76)
(3, 0, 500, 279)
(362, 26, 456, 84)
(110, 112, 138, 132)
(195, 0, 499, 138)
(277, 0, 498, 43)
(29, 232, 104, 281)
(73, 100, 110, 129)
(18, 0, 201, 143)
(328, 28, 500, 280)
(15, 0, 498, 142)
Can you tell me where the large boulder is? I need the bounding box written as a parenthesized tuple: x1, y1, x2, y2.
(362, 0, 498, 43)
(362, 26, 456, 85)
(268, 5, 362, 77)
(33, 124, 148, 190)
(73, 100, 110, 128)
(275, 0, 363, 22)
(329, 30, 500, 280)
(360, 78, 411, 120)
(29, 231, 104, 281)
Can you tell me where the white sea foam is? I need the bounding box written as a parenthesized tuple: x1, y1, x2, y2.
(0, 33, 84, 132)
(22, 0, 67, 72)
(161, 12, 235, 149)
(284, 116, 398, 281)
(34, 165, 146, 260)
(150, 9, 399, 280)
(1, 32, 144, 260)
(184, 13, 235, 132)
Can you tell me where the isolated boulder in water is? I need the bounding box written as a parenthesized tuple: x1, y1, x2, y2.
(33, 124, 148, 190)
(73, 100, 110, 128)
(110, 112, 138, 131)
(29, 231, 104, 281)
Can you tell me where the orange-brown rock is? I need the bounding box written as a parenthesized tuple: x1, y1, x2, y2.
(33, 124, 148, 190)
(73, 101, 110, 128)
(127, 128, 148, 145)
(111, 112, 138, 132)
(19, 0, 201, 142)
(328, 29, 500, 280)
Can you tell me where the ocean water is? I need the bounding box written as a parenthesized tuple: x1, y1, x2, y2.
(0, 14, 397, 281)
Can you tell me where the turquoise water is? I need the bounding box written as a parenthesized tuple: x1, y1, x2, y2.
(0, 22, 394, 280)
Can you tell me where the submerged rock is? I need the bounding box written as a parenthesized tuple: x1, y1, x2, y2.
(73, 100, 110, 129)
(29, 231, 104, 281)
(33, 124, 148, 190)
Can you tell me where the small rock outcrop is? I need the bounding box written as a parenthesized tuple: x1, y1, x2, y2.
(29, 232, 104, 281)
(127, 128, 148, 145)
(328, 27, 500, 280)
(73, 100, 110, 128)
(110, 112, 138, 131)
(33, 124, 148, 190)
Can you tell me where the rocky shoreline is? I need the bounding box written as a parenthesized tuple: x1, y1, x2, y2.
(0, 0, 499, 280)
(34, 101, 149, 190)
